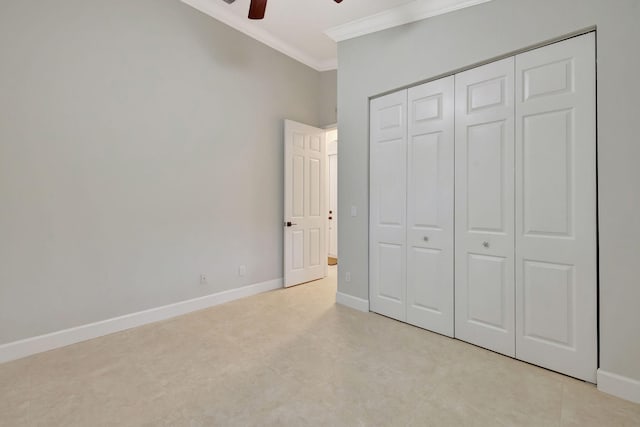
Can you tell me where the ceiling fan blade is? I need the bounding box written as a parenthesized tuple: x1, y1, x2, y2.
(248, 0, 267, 19)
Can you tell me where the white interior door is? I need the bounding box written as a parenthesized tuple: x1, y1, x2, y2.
(406, 77, 455, 337)
(515, 33, 597, 382)
(327, 132, 338, 259)
(284, 120, 327, 287)
(370, 90, 407, 321)
(455, 58, 516, 357)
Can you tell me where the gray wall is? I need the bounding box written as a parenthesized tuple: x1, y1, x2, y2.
(319, 70, 338, 126)
(337, 0, 640, 382)
(0, 0, 330, 344)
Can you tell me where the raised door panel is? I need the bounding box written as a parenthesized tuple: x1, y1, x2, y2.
(408, 248, 443, 312)
(370, 90, 407, 321)
(455, 58, 515, 357)
(523, 59, 573, 101)
(467, 254, 508, 331)
(406, 76, 454, 336)
(291, 230, 304, 270)
(375, 139, 406, 227)
(378, 243, 404, 303)
(468, 77, 506, 112)
(309, 157, 321, 217)
(309, 228, 321, 267)
(292, 152, 305, 219)
(515, 33, 597, 382)
(523, 261, 575, 348)
(410, 132, 440, 229)
(523, 110, 573, 237)
(466, 121, 507, 233)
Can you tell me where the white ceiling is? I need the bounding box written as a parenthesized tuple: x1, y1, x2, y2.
(182, 0, 491, 71)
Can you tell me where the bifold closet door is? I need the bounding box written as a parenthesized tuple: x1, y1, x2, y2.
(370, 90, 407, 321)
(515, 33, 597, 382)
(455, 58, 516, 357)
(406, 77, 455, 336)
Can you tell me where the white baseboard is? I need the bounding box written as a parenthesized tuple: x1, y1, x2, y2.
(0, 278, 283, 365)
(336, 292, 369, 313)
(597, 369, 640, 404)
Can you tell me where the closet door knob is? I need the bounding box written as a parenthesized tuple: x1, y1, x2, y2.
(482, 241, 490, 248)
(423, 236, 429, 242)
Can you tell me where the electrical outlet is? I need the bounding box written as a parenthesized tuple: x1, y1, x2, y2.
(345, 272, 351, 282)
(238, 265, 246, 277)
(200, 274, 208, 285)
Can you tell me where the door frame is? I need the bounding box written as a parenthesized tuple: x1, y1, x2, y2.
(325, 124, 338, 267)
(366, 28, 600, 379)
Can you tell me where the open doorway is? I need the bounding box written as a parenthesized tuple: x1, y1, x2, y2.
(283, 120, 337, 287)
(326, 127, 338, 266)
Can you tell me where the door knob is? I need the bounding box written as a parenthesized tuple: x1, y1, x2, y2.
(483, 241, 490, 248)
(285, 221, 297, 227)
(423, 236, 429, 242)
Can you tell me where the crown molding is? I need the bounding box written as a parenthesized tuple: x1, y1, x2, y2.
(325, 0, 493, 42)
(182, 0, 337, 71)
(317, 58, 338, 72)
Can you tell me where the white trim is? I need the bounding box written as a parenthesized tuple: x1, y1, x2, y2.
(336, 292, 369, 312)
(181, 0, 493, 70)
(181, 0, 336, 71)
(597, 369, 640, 404)
(316, 58, 338, 72)
(325, 0, 493, 42)
(0, 278, 283, 364)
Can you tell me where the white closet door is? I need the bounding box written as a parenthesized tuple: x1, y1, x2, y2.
(515, 33, 597, 382)
(406, 77, 455, 336)
(370, 90, 408, 321)
(455, 58, 516, 357)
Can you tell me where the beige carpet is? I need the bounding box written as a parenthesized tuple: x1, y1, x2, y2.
(1, 266, 639, 426)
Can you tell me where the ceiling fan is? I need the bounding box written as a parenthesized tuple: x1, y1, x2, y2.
(223, 0, 343, 20)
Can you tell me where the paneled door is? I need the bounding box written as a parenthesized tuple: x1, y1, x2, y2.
(455, 58, 516, 356)
(406, 77, 455, 336)
(284, 120, 327, 287)
(515, 33, 597, 382)
(370, 90, 408, 321)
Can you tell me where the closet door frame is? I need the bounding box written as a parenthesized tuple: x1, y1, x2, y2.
(367, 30, 598, 382)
